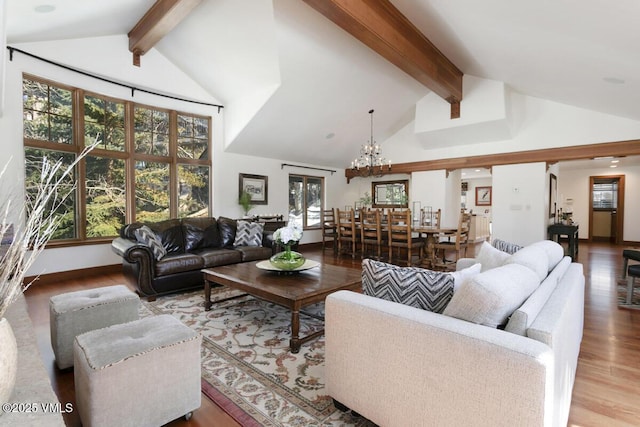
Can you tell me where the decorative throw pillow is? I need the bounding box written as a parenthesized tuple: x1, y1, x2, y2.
(476, 241, 511, 272)
(491, 238, 523, 255)
(442, 263, 540, 328)
(233, 221, 264, 247)
(362, 259, 454, 313)
(134, 225, 167, 261)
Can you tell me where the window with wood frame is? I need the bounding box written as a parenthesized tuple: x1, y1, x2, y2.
(288, 174, 324, 230)
(22, 75, 212, 244)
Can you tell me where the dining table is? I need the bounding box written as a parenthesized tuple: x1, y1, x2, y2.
(413, 225, 458, 268)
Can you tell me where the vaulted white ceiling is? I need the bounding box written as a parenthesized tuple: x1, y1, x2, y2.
(6, 0, 639, 169)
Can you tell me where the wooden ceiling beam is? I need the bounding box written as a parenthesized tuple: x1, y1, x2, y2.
(303, 0, 463, 118)
(344, 139, 640, 181)
(128, 0, 202, 66)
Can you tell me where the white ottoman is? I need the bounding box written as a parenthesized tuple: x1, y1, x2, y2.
(50, 285, 140, 369)
(74, 315, 202, 427)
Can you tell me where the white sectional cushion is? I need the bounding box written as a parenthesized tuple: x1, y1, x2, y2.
(443, 263, 540, 328)
(527, 240, 565, 271)
(505, 257, 572, 335)
(450, 263, 482, 292)
(505, 244, 550, 281)
(476, 241, 510, 272)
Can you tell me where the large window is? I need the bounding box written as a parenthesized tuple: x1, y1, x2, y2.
(288, 174, 323, 229)
(22, 75, 212, 244)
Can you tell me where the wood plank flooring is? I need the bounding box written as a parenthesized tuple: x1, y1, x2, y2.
(21, 241, 640, 426)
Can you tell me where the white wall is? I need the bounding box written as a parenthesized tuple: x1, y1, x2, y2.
(558, 164, 640, 242)
(410, 170, 447, 216)
(491, 163, 548, 246)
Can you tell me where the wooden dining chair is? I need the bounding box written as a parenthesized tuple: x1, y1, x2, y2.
(388, 209, 424, 266)
(336, 208, 358, 259)
(360, 209, 385, 260)
(432, 211, 472, 271)
(321, 208, 338, 255)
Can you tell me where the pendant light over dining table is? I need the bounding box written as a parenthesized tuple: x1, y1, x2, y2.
(350, 109, 391, 178)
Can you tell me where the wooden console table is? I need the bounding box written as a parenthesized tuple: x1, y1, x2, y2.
(548, 223, 579, 261)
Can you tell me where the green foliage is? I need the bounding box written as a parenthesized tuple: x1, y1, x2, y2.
(239, 191, 253, 216)
(358, 191, 372, 206)
(22, 77, 212, 240)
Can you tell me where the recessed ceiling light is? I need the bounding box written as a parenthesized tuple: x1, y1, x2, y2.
(34, 4, 56, 13)
(603, 77, 625, 85)
(610, 164, 618, 168)
(611, 159, 619, 163)
(474, 169, 481, 172)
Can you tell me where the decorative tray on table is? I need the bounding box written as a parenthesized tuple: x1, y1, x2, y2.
(255, 259, 320, 274)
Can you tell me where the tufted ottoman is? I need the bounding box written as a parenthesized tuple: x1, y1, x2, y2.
(50, 285, 140, 369)
(74, 314, 202, 427)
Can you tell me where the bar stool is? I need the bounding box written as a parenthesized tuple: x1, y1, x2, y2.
(621, 249, 640, 279)
(624, 264, 640, 305)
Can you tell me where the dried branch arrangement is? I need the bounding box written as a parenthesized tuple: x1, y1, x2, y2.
(0, 142, 97, 318)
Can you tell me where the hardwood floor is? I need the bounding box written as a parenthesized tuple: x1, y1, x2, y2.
(21, 241, 640, 426)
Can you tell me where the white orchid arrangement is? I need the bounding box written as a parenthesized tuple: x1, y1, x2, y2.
(273, 224, 303, 247)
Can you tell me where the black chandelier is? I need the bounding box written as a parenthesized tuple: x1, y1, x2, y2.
(350, 109, 391, 177)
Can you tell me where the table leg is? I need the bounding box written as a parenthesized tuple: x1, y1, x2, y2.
(204, 279, 212, 311)
(290, 307, 301, 354)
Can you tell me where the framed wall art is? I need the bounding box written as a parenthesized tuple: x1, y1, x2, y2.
(549, 173, 557, 219)
(239, 173, 268, 205)
(475, 186, 492, 206)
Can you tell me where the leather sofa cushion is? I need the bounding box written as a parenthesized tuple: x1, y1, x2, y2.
(217, 217, 237, 247)
(146, 219, 184, 255)
(182, 218, 221, 251)
(155, 253, 205, 276)
(235, 246, 273, 262)
(196, 248, 242, 267)
(121, 220, 184, 254)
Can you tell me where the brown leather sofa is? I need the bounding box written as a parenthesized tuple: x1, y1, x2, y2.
(111, 217, 275, 300)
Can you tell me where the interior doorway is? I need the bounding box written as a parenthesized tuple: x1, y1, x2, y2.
(589, 175, 625, 244)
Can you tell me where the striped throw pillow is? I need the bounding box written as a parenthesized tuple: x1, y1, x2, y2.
(362, 259, 454, 313)
(233, 221, 264, 247)
(134, 225, 167, 261)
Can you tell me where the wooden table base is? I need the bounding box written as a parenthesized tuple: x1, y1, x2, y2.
(202, 263, 362, 353)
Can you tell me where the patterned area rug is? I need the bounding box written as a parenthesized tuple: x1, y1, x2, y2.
(140, 288, 376, 426)
(618, 280, 640, 310)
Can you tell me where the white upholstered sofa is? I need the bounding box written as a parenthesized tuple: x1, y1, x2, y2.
(325, 240, 584, 427)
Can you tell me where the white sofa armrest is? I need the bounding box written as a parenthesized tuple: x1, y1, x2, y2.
(326, 290, 555, 427)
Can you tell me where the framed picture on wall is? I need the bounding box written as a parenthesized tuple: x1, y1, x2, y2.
(476, 186, 492, 206)
(239, 173, 268, 204)
(549, 173, 557, 219)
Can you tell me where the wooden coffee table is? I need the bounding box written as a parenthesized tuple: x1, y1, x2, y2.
(202, 261, 361, 353)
